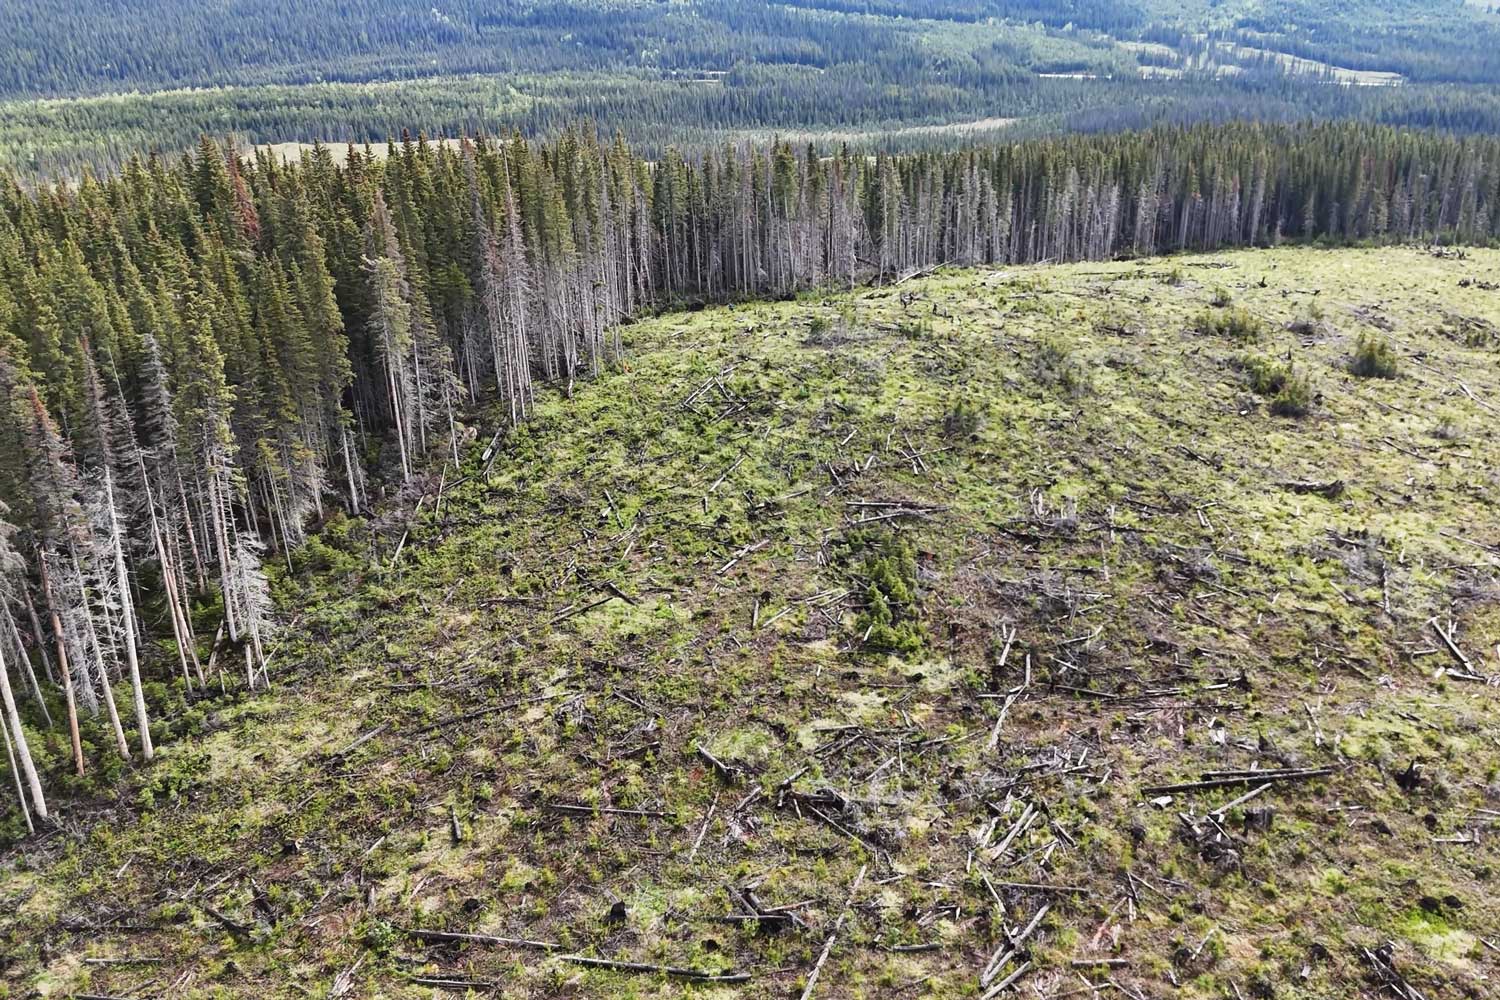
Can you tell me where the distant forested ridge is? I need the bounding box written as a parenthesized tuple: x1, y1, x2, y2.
(5, 0, 1499, 98)
(0, 119, 1497, 821)
(5, 0, 1500, 178)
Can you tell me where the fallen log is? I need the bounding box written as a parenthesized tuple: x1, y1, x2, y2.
(407, 927, 560, 951)
(557, 954, 750, 982)
(800, 865, 867, 1000)
(1142, 767, 1334, 795)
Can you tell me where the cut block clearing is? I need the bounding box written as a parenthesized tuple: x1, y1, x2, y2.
(3, 245, 1498, 999)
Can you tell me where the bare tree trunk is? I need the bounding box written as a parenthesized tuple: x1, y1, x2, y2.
(341, 424, 363, 513)
(72, 547, 129, 760)
(383, 356, 412, 482)
(104, 468, 153, 761)
(19, 585, 53, 684)
(2, 604, 50, 726)
(208, 469, 240, 644)
(37, 555, 84, 776)
(0, 638, 47, 820)
(175, 464, 209, 591)
(1, 716, 34, 832)
(143, 470, 202, 689)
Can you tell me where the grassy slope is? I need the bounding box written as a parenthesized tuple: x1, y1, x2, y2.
(3, 246, 1499, 998)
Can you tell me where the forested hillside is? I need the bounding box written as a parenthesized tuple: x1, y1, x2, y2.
(7, 0, 1500, 97)
(4, 0, 1500, 177)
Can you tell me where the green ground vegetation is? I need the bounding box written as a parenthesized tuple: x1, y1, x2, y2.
(2, 245, 1498, 999)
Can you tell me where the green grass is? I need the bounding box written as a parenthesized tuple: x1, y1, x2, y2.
(1, 246, 1498, 999)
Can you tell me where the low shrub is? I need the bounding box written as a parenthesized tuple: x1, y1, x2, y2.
(1239, 354, 1290, 396)
(1269, 369, 1315, 417)
(1194, 307, 1264, 343)
(1033, 336, 1089, 395)
(843, 530, 924, 656)
(1238, 353, 1314, 416)
(1349, 332, 1398, 378)
(942, 396, 985, 438)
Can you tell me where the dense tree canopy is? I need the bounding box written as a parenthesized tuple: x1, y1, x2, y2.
(5, 1, 1497, 99)
(4, 0, 1500, 179)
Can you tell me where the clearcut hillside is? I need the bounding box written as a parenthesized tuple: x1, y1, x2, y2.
(3, 245, 1499, 999)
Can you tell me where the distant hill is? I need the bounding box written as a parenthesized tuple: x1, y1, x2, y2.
(4, 0, 1500, 176)
(3, 0, 1498, 98)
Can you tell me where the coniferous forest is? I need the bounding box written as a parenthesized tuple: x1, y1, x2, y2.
(0, 120, 1498, 818)
(6, 0, 1500, 177)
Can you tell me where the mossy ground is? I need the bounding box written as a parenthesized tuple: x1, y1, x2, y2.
(3, 246, 1499, 998)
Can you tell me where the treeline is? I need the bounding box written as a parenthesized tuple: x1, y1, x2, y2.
(1, 120, 1498, 830)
